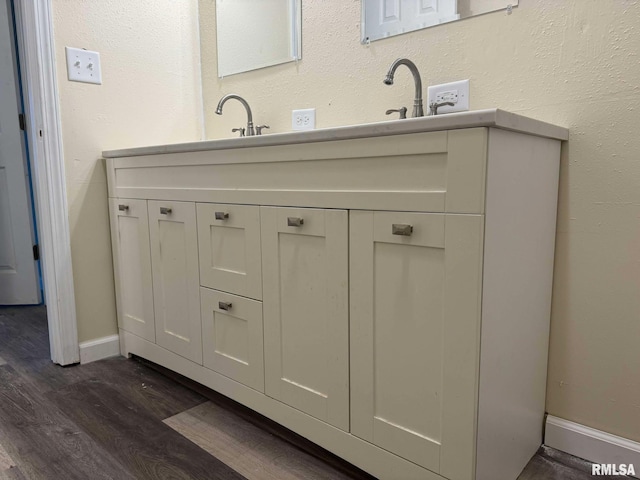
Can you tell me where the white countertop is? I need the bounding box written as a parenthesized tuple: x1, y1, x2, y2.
(102, 109, 569, 159)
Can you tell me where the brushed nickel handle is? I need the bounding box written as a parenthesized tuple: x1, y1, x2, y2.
(215, 211, 229, 220)
(287, 217, 304, 227)
(118, 204, 129, 212)
(218, 301, 232, 311)
(429, 101, 455, 116)
(392, 224, 413, 236)
(160, 207, 172, 215)
(385, 107, 407, 119)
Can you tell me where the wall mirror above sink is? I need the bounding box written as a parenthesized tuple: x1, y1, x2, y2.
(216, 0, 301, 77)
(361, 0, 518, 43)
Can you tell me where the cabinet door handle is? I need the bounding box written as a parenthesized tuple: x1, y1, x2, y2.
(118, 204, 129, 212)
(215, 211, 229, 220)
(287, 217, 304, 227)
(160, 207, 172, 215)
(392, 224, 413, 236)
(218, 301, 232, 311)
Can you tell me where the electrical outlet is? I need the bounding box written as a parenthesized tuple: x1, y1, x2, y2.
(65, 47, 102, 85)
(292, 108, 316, 131)
(427, 79, 469, 114)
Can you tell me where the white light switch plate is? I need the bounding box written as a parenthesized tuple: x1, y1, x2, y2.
(65, 47, 102, 85)
(427, 79, 469, 114)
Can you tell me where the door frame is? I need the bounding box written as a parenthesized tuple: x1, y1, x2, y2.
(12, 1, 79, 365)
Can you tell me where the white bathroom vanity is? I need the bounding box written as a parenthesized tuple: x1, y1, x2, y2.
(104, 109, 568, 480)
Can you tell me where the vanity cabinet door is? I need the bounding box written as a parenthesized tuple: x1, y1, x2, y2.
(148, 200, 202, 364)
(261, 207, 349, 431)
(201, 287, 264, 392)
(109, 198, 155, 342)
(197, 203, 262, 300)
(350, 211, 484, 477)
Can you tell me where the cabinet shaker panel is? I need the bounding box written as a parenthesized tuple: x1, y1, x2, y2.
(350, 211, 484, 476)
(201, 287, 264, 392)
(148, 200, 202, 364)
(109, 198, 155, 342)
(261, 206, 349, 431)
(197, 203, 262, 300)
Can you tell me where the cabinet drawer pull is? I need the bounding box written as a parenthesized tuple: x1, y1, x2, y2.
(392, 224, 413, 236)
(287, 217, 304, 227)
(159, 207, 172, 215)
(118, 204, 129, 212)
(215, 211, 229, 220)
(218, 301, 232, 311)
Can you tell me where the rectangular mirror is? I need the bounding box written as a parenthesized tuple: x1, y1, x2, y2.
(362, 0, 518, 43)
(216, 0, 301, 77)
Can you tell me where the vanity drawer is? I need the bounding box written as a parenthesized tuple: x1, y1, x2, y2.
(197, 203, 262, 300)
(201, 287, 264, 392)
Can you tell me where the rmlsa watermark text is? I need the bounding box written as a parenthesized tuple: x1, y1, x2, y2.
(591, 463, 636, 476)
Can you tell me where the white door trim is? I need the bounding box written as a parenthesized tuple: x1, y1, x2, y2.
(12, 1, 79, 365)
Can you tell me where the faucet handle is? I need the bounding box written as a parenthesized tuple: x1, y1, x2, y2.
(256, 125, 270, 135)
(232, 127, 246, 137)
(429, 101, 455, 116)
(385, 107, 407, 119)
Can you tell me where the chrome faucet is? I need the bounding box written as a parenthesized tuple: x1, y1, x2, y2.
(215, 94, 256, 136)
(383, 58, 424, 118)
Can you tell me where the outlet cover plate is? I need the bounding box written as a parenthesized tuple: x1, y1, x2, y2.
(427, 79, 469, 114)
(292, 108, 316, 131)
(65, 47, 102, 85)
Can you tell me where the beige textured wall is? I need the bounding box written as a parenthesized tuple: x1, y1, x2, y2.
(52, 0, 203, 343)
(200, 1, 640, 441)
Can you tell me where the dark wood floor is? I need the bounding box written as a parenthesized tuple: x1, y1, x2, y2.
(0, 306, 243, 480)
(0, 306, 622, 479)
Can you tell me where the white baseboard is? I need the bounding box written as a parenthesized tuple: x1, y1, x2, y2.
(545, 415, 640, 476)
(79, 334, 121, 364)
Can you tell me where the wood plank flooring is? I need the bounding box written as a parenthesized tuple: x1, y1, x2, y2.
(165, 402, 360, 480)
(0, 305, 624, 480)
(0, 306, 240, 480)
(0, 443, 16, 471)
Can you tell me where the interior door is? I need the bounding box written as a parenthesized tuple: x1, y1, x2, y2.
(0, 0, 40, 305)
